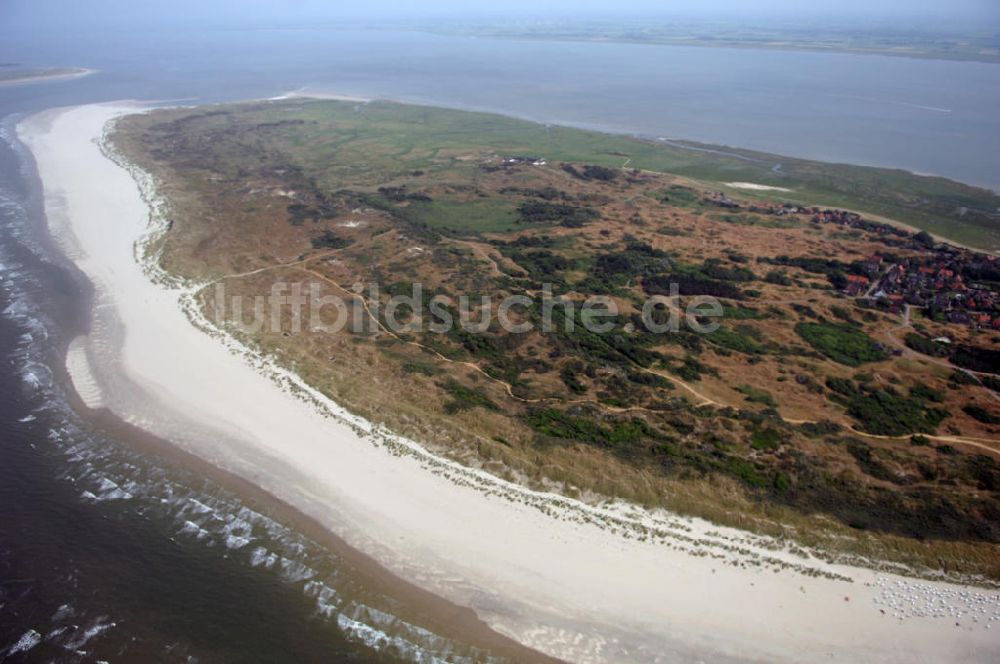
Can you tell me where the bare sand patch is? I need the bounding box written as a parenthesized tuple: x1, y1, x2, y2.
(725, 181, 793, 192)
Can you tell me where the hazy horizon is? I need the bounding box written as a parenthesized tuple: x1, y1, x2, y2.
(3, 0, 999, 31)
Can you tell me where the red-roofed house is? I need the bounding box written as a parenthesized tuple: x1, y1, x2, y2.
(844, 274, 870, 296)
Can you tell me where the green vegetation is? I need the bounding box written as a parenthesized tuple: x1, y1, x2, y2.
(764, 269, 792, 286)
(120, 97, 1000, 578)
(401, 360, 439, 376)
(438, 379, 499, 414)
(738, 384, 777, 407)
(910, 383, 944, 403)
(846, 441, 897, 483)
(627, 371, 673, 389)
(517, 200, 600, 227)
(951, 345, 1000, 375)
(667, 356, 718, 382)
(526, 408, 651, 447)
(761, 255, 852, 289)
(795, 322, 888, 366)
(289, 201, 338, 225)
(750, 427, 782, 450)
(499, 247, 571, 282)
(904, 332, 950, 358)
(964, 405, 1000, 425)
(545, 305, 663, 370)
(949, 369, 980, 386)
(712, 212, 800, 230)
(424, 198, 519, 233)
(826, 377, 948, 435)
(644, 273, 745, 300)
(848, 390, 948, 436)
(357, 193, 521, 236)
(310, 230, 353, 249)
(721, 305, 767, 320)
(723, 458, 768, 488)
(979, 375, 1000, 394)
(707, 325, 766, 355)
(798, 420, 842, 438)
(444, 327, 534, 387)
(576, 240, 670, 293)
(149, 98, 1000, 249)
(913, 343, 1000, 380)
(830, 306, 857, 325)
(562, 163, 619, 182)
(700, 258, 756, 282)
(653, 184, 701, 207)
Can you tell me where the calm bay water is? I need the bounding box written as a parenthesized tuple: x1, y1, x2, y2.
(2, 27, 998, 189)
(0, 24, 998, 661)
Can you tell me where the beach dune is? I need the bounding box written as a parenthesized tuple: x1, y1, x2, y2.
(19, 102, 1000, 664)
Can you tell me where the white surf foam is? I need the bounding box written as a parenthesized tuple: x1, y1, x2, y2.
(65, 335, 106, 409)
(6, 629, 42, 655)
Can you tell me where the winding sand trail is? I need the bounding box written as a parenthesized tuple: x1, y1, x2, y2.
(19, 102, 1000, 664)
(274, 261, 999, 455)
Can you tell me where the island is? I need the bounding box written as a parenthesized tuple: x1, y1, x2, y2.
(19, 99, 1000, 663)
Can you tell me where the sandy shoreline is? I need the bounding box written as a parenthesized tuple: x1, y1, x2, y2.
(18, 102, 1000, 663)
(47, 337, 553, 662)
(0, 67, 96, 87)
(724, 181, 793, 192)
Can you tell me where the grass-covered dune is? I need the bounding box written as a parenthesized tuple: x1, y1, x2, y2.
(113, 98, 1000, 583)
(153, 98, 1000, 251)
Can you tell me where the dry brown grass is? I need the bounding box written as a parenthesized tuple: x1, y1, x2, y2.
(113, 102, 1000, 584)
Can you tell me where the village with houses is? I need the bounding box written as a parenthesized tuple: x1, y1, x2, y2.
(865, 254, 1000, 329)
(707, 192, 1000, 332)
(814, 211, 1000, 331)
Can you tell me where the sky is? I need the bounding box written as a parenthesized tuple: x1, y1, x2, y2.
(2, 0, 999, 30)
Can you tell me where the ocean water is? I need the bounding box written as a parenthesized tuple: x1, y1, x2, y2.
(1, 27, 998, 189)
(0, 24, 999, 662)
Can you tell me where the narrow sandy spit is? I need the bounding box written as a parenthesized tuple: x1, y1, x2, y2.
(19, 102, 1000, 664)
(0, 67, 96, 87)
(724, 181, 793, 192)
(276, 88, 374, 102)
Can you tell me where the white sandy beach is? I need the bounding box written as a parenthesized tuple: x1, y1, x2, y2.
(724, 182, 793, 192)
(275, 88, 374, 102)
(18, 102, 1000, 663)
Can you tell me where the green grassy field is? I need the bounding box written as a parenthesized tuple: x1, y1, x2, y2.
(196, 99, 1000, 251)
(421, 199, 520, 233)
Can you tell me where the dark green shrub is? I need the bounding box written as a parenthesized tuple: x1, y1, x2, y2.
(795, 322, 888, 366)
